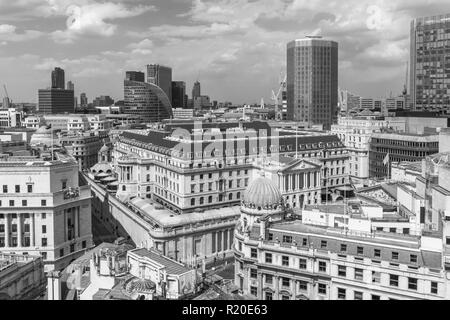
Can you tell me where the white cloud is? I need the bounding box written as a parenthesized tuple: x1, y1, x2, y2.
(0, 24, 43, 42)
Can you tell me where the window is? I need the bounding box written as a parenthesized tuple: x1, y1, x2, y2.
(408, 278, 417, 291)
(354, 291, 363, 300)
(41, 200, 47, 206)
(337, 288, 346, 300)
(372, 294, 380, 300)
(390, 274, 399, 287)
(374, 249, 381, 258)
(282, 256, 289, 266)
(340, 244, 347, 252)
(41, 238, 47, 247)
(268, 233, 273, 241)
(389, 228, 396, 233)
(265, 253, 272, 263)
(24, 224, 30, 233)
(250, 269, 258, 279)
(2, 185, 7, 193)
(42, 225, 47, 233)
(41, 252, 47, 260)
(318, 283, 327, 295)
(392, 252, 399, 260)
(70, 244, 75, 253)
(9, 200, 14, 207)
(302, 238, 307, 246)
(320, 240, 327, 249)
(318, 261, 327, 272)
(27, 185, 33, 193)
(338, 265, 346, 277)
(250, 286, 257, 297)
(250, 248, 257, 258)
(410, 254, 417, 264)
(372, 271, 381, 283)
(11, 224, 17, 232)
(299, 258, 307, 269)
(41, 213, 46, 219)
(354, 268, 364, 281)
(191, 198, 195, 206)
(431, 282, 438, 294)
(299, 281, 307, 291)
(60, 248, 64, 257)
(265, 274, 273, 284)
(357, 246, 364, 255)
(15, 185, 20, 193)
(283, 235, 292, 243)
(62, 181, 67, 189)
(0, 224, 4, 233)
(22, 200, 27, 207)
(282, 277, 290, 287)
(265, 292, 273, 300)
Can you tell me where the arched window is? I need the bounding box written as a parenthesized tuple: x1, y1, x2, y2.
(146, 174, 150, 182)
(122, 185, 126, 191)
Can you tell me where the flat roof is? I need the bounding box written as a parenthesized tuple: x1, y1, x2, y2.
(130, 248, 192, 275)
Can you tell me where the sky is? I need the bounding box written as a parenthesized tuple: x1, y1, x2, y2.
(0, 0, 449, 105)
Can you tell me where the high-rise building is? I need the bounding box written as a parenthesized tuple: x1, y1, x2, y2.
(80, 93, 88, 108)
(171, 81, 186, 109)
(410, 14, 450, 111)
(125, 71, 145, 83)
(51, 67, 65, 89)
(146, 64, 172, 103)
(124, 75, 173, 122)
(38, 89, 74, 114)
(286, 37, 338, 129)
(67, 81, 74, 91)
(93, 95, 114, 107)
(192, 81, 201, 99)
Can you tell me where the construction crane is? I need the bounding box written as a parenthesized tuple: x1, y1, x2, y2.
(271, 74, 286, 120)
(402, 61, 408, 96)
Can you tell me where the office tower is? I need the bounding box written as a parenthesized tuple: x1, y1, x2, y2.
(286, 37, 338, 129)
(93, 95, 114, 107)
(192, 81, 201, 99)
(67, 81, 74, 91)
(124, 73, 173, 122)
(80, 93, 88, 107)
(51, 67, 65, 89)
(125, 71, 145, 82)
(171, 81, 186, 109)
(146, 64, 172, 102)
(410, 14, 450, 111)
(38, 89, 74, 114)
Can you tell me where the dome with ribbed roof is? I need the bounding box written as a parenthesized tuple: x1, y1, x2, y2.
(242, 173, 283, 210)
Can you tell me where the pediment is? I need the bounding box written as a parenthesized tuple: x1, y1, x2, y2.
(281, 159, 321, 173)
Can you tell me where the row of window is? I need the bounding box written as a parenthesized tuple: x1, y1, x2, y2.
(2, 184, 33, 194)
(0, 199, 47, 207)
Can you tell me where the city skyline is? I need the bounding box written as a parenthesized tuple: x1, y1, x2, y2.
(1, 0, 450, 104)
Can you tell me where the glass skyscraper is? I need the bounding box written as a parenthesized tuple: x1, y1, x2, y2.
(410, 14, 450, 111)
(286, 37, 338, 129)
(146, 64, 172, 103)
(51, 67, 65, 90)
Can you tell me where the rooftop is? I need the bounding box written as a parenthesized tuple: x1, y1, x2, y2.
(130, 248, 192, 276)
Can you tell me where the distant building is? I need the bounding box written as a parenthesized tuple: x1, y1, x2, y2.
(287, 37, 338, 129)
(0, 108, 23, 127)
(0, 156, 94, 271)
(38, 89, 74, 114)
(410, 14, 450, 111)
(0, 253, 46, 300)
(51, 67, 65, 90)
(80, 93, 88, 108)
(146, 64, 172, 103)
(369, 132, 439, 178)
(66, 81, 74, 91)
(123, 78, 173, 123)
(172, 108, 194, 119)
(125, 71, 145, 83)
(192, 81, 201, 99)
(93, 96, 114, 107)
(193, 95, 211, 110)
(171, 81, 186, 109)
(338, 89, 360, 114)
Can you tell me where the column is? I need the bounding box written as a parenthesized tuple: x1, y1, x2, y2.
(17, 213, 22, 247)
(5, 214, 9, 247)
(74, 207, 79, 239)
(63, 210, 67, 242)
(30, 213, 35, 247)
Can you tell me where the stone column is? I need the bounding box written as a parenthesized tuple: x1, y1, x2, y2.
(74, 207, 79, 239)
(30, 213, 35, 247)
(17, 213, 22, 247)
(5, 214, 9, 247)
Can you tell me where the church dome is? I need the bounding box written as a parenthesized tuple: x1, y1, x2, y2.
(243, 174, 283, 209)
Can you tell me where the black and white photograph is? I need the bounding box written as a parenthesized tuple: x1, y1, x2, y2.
(0, 0, 450, 311)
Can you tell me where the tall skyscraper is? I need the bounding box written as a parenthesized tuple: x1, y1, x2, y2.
(410, 14, 450, 111)
(80, 93, 88, 107)
(192, 81, 201, 99)
(51, 67, 65, 89)
(38, 89, 74, 114)
(125, 71, 145, 82)
(67, 81, 74, 91)
(124, 72, 173, 122)
(146, 64, 172, 103)
(171, 81, 186, 109)
(286, 37, 338, 129)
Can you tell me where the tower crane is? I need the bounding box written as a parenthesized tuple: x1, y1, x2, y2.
(271, 73, 286, 120)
